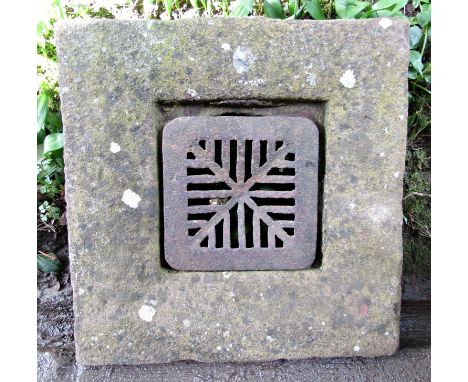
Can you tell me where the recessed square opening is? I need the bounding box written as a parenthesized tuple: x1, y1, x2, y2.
(155, 100, 326, 271)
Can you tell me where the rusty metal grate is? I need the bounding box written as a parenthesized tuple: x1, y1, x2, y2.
(163, 116, 318, 271)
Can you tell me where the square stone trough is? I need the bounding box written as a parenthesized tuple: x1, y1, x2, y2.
(56, 18, 409, 365)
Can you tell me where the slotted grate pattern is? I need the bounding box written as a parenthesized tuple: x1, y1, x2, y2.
(163, 116, 318, 271)
(187, 139, 295, 249)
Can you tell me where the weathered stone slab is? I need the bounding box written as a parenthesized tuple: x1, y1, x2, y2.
(56, 18, 409, 365)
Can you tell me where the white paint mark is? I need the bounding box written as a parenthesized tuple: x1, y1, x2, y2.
(353, 345, 360, 352)
(223, 272, 232, 279)
(122, 189, 142, 209)
(138, 304, 156, 322)
(308, 326, 312, 330)
(385, 331, 390, 336)
(387, 61, 392, 67)
(186, 89, 199, 99)
(380, 152, 385, 157)
(188, 56, 195, 62)
(233, 46, 256, 74)
(305, 64, 317, 87)
(266, 336, 274, 342)
(221, 43, 231, 51)
(183, 319, 191, 328)
(340, 70, 356, 88)
(321, 321, 326, 326)
(349, 202, 356, 210)
(216, 346, 222, 350)
(307, 73, 317, 87)
(78, 288, 85, 296)
(110, 142, 121, 153)
(379, 18, 393, 29)
(238, 78, 265, 87)
(399, 115, 405, 121)
(393, 172, 400, 178)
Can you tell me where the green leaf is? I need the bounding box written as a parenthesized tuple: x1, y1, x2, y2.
(264, 0, 285, 19)
(229, 0, 254, 16)
(335, 0, 370, 19)
(304, 0, 326, 20)
(407, 69, 417, 80)
(371, 0, 406, 11)
(409, 50, 424, 75)
(163, 0, 173, 16)
(37, 144, 45, 163)
(416, 9, 431, 27)
(46, 112, 62, 133)
(409, 25, 423, 49)
(37, 128, 46, 145)
(37, 93, 49, 133)
(44, 133, 64, 153)
(37, 21, 46, 37)
(37, 252, 63, 273)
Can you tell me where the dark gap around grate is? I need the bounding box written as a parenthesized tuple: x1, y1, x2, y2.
(215, 220, 223, 248)
(187, 167, 215, 176)
(259, 140, 267, 167)
(244, 140, 253, 182)
(188, 198, 215, 206)
(188, 212, 215, 221)
(230, 203, 239, 248)
(251, 197, 295, 206)
(284, 227, 295, 236)
(156, 99, 326, 271)
(188, 227, 200, 236)
(260, 219, 268, 248)
(187, 182, 231, 191)
(214, 140, 222, 167)
(275, 236, 284, 248)
(229, 140, 237, 182)
(250, 183, 295, 191)
(268, 212, 295, 221)
(245, 203, 254, 248)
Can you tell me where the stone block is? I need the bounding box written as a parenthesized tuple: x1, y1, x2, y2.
(56, 18, 409, 365)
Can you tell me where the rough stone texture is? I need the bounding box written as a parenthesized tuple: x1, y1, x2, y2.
(56, 18, 409, 365)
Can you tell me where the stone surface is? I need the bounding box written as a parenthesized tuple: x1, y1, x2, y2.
(163, 116, 319, 271)
(56, 18, 409, 365)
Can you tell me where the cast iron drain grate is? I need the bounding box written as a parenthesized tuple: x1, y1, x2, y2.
(163, 116, 318, 271)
